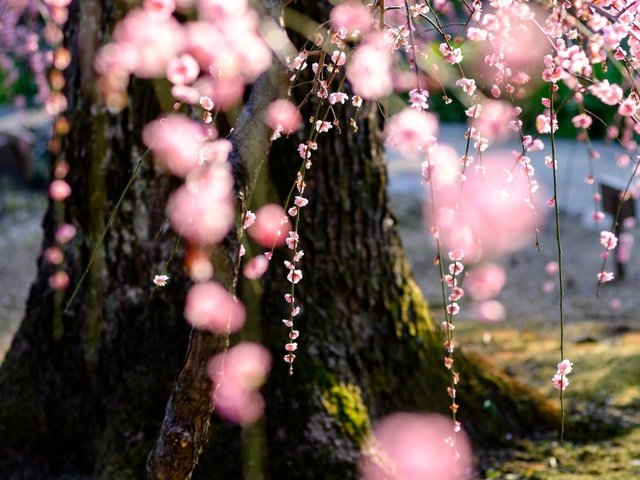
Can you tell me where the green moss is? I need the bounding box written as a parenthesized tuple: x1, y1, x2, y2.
(321, 383, 371, 443)
(389, 269, 434, 350)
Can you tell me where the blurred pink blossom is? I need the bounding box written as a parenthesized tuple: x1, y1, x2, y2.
(264, 99, 302, 135)
(167, 165, 235, 245)
(184, 281, 245, 333)
(243, 255, 270, 280)
(247, 204, 289, 248)
(49, 271, 69, 291)
(166, 53, 200, 86)
(346, 33, 393, 99)
(49, 179, 71, 201)
(330, 1, 373, 36)
(55, 223, 77, 244)
(143, 0, 176, 19)
(386, 107, 438, 155)
(360, 413, 472, 480)
(426, 153, 544, 263)
(142, 115, 206, 177)
(113, 8, 187, 78)
(207, 342, 271, 426)
(465, 263, 507, 301)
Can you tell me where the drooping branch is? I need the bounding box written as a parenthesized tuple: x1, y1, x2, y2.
(145, 3, 291, 478)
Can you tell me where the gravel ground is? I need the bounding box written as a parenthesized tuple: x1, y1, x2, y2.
(0, 189, 46, 361)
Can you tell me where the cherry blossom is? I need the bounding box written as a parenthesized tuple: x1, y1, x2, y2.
(184, 281, 245, 333)
(360, 413, 472, 480)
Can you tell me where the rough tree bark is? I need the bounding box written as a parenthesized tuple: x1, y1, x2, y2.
(0, 1, 193, 478)
(0, 1, 557, 479)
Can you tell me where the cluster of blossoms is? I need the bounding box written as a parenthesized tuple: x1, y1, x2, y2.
(94, 0, 279, 428)
(441, 250, 464, 427)
(94, 0, 270, 113)
(597, 230, 618, 283)
(33, 0, 75, 293)
(552, 359, 573, 392)
(0, 0, 62, 106)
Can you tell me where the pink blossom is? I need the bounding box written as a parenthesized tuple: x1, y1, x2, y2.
(142, 115, 205, 177)
(55, 223, 77, 244)
(153, 274, 170, 286)
(536, 114, 557, 134)
(197, 0, 247, 22)
(557, 359, 573, 375)
(184, 281, 245, 333)
(285, 231, 299, 250)
(618, 96, 638, 117)
(287, 269, 303, 284)
(247, 204, 288, 248)
(264, 99, 302, 135)
(386, 107, 438, 155)
(475, 100, 515, 141)
(186, 249, 214, 281)
(346, 33, 393, 99)
(552, 374, 569, 391)
(426, 153, 544, 263)
(199, 139, 232, 165)
(439, 43, 463, 64)
(330, 1, 373, 36)
(446, 302, 460, 315)
(465, 263, 507, 301)
(171, 85, 200, 104)
(49, 179, 71, 201)
(597, 271, 615, 283)
(199, 96, 214, 111)
(243, 255, 270, 280)
(328, 92, 348, 105)
(49, 271, 69, 291)
(207, 342, 271, 426)
(448, 261, 464, 275)
(315, 120, 332, 133)
(467, 27, 487, 41)
(456, 77, 476, 96)
(448, 249, 464, 261)
(360, 413, 472, 480)
(472, 299, 506, 322)
(167, 165, 235, 245)
(599, 231, 618, 251)
(143, 0, 176, 19)
(43, 246, 64, 265)
(196, 75, 246, 111)
(587, 80, 623, 106)
(166, 53, 199, 85)
(44, 0, 73, 6)
(294, 196, 308, 207)
(409, 88, 429, 111)
(331, 50, 346, 66)
(243, 211, 256, 230)
(113, 8, 187, 78)
(545, 261, 559, 275)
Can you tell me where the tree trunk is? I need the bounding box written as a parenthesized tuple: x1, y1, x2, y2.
(252, 99, 558, 480)
(0, 2, 192, 478)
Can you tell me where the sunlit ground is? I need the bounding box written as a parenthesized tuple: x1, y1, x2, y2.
(457, 318, 640, 479)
